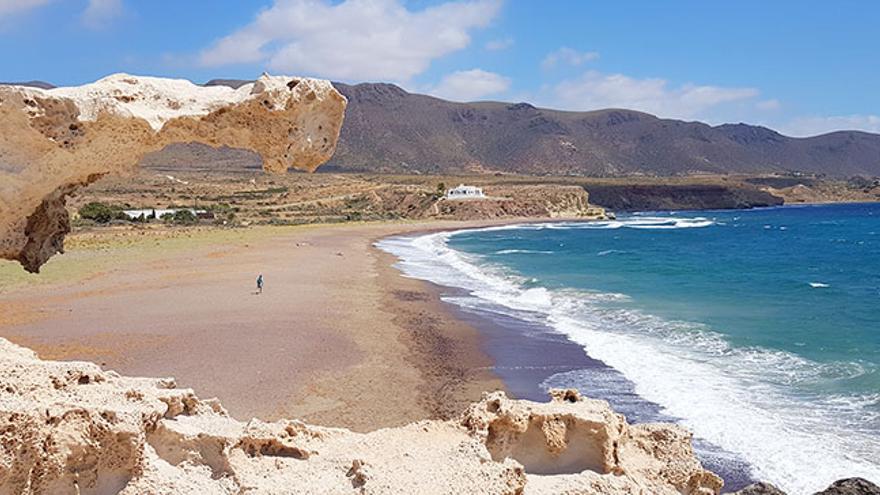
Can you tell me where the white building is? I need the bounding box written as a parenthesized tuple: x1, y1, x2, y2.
(446, 184, 485, 200)
(122, 208, 208, 220)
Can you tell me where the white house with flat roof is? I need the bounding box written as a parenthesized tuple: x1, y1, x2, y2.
(122, 208, 208, 220)
(446, 184, 485, 200)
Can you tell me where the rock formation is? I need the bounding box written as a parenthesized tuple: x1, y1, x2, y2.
(813, 478, 880, 495)
(0, 337, 722, 494)
(732, 478, 880, 495)
(0, 73, 346, 272)
(732, 482, 789, 495)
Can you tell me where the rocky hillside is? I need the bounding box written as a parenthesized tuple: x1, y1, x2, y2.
(72, 172, 607, 226)
(12, 79, 880, 178)
(326, 82, 880, 177)
(582, 182, 783, 211)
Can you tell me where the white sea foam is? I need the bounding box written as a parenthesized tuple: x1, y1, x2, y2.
(810, 282, 831, 288)
(494, 249, 554, 255)
(597, 249, 630, 256)
(375, 220, 880, 494)
(435, 216, 716, 234)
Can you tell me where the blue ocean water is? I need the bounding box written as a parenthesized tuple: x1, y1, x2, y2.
(377, 203, 880, 494)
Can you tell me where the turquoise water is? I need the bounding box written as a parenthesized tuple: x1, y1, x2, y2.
(378, 203, 880, 493)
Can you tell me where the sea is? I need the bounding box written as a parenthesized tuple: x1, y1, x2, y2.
(377, 202, 880, 494)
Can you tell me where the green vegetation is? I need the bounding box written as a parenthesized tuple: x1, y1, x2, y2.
(208, 203, 237, 224)
(77, 202, 126, 223)
(168, 209, 198, 225)
(211, 187, 290, 202)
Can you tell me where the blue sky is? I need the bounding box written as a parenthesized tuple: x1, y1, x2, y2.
(1, 0, 878, 136)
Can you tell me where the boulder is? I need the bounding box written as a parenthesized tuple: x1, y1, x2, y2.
(814, 478, 880, 495)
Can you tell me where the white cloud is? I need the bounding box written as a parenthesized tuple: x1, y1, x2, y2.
(485, 36, 513, 51)
(429, 68, 510, 101)
(0, 0, 51, 17)
(199, 0, 502, 82)
(756, 99, 781, 111)
(548, 70, 759, 120)
(541, 47, 599, 70)
(82, 0, 123, 29)
(780, 114, 880, 137)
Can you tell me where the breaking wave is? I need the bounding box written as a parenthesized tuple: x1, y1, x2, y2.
(376, 220, 880, 494)
(494, 249, 554, 255)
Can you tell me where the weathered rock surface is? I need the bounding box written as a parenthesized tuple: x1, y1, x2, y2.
(732, 481, 788, 495)
(730, 477, 880, 495)
(0, 73, 346, 272)
(434, 185, 606, 220)
(0, 338, 721, 494)
(813, 478, 880, 495)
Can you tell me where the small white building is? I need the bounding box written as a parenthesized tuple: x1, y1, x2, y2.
(122, 208, 208, 220)
(446, 184, 485, 200)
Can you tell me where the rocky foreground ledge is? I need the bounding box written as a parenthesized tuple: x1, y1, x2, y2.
(0, 337, 727, 494)
(2, 337, 875, 495)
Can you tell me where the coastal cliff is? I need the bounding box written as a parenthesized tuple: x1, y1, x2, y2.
(0, 74, 346, 272)
(582, 183, 783, 211)
(0, 337, 721, 495)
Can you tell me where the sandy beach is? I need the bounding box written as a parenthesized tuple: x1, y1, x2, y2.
(0, 221, 506, 431)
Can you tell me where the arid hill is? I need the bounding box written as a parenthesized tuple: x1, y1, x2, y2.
(16, 78, 880, 178)
(326, 82, 880, 177)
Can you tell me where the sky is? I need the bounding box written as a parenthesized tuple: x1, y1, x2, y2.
(1, 0, 878, 137)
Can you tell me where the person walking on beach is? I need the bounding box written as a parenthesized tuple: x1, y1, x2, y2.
(256, 274, 264, 294)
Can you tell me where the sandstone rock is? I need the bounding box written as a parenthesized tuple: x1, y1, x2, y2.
(814, 478, 880, 495)
(0, 337, 721, 494)
(0, 73, 346, 272)
(462, 389, 723, 495)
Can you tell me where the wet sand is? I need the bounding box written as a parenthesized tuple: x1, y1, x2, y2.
(0, 221, 505, 431)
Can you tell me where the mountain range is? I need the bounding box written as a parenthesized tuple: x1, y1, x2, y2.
(6, 79, 880, 177)
(325, 82, 880, 177)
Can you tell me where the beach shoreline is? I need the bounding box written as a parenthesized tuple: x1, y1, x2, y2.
(0, 214, 759, 487)
(375, 225, 757, 492)
(0, 219, 556, 431)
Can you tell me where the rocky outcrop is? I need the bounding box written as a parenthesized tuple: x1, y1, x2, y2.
(814, 478, 880, 495)
(0, 73, 346, 272)
(434, 185, 606, 220)
(582, 183, 784, 211)
(732, 478, 880, 495)
(464, 389, 723, 495)
(732, 482, 788, 495)
(0, 338, 721, 494)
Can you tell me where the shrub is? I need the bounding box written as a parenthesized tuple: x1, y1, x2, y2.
(171, 209, 198, 225)
(78, 202, 123, 223)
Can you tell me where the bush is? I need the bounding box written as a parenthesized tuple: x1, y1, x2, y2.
(171, 209, 198, 225)
(159, 209, 198, 225)
(78, 202, 124, 223)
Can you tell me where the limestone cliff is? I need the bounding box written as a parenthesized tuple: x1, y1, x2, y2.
(0, 338, 722, 495)
(0, 73, 346, 272)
